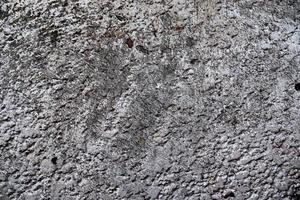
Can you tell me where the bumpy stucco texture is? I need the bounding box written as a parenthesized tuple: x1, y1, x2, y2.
(0, 0, 300, 199)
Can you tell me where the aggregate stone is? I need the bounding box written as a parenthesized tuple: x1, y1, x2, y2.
(0, 0, 299, 199)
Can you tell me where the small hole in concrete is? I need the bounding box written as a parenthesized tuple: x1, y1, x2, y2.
(224, 191, 235, 198)
(125, 37, 134, 48)
(292, 193, 300, 200)
(190, 59, 198, 65)
(295, 83, 300, 91)
(51, 157, 57, 165)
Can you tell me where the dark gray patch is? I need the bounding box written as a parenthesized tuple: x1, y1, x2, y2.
(186, 37, 195, 47)
(136, 45, 149, 54)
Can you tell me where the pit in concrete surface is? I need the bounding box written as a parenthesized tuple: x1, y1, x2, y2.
(51, 157, 57, 165)
(224, 191, 235, 198)
(295, 83, 300, 91)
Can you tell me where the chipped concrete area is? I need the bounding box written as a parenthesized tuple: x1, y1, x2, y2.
(0, 0, 300, 199)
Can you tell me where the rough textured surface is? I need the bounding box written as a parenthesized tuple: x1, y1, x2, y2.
(0, 0, 300, 199)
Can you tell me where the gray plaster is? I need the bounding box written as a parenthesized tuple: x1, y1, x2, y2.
(0, 0, 299, 199)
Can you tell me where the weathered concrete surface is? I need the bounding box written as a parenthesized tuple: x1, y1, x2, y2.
(0, 0, 299, 199)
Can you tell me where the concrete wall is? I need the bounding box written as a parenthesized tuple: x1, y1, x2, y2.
(0, 0, 299, 199)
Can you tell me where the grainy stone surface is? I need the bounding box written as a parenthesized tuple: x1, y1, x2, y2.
(0, 0, 300, 199)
